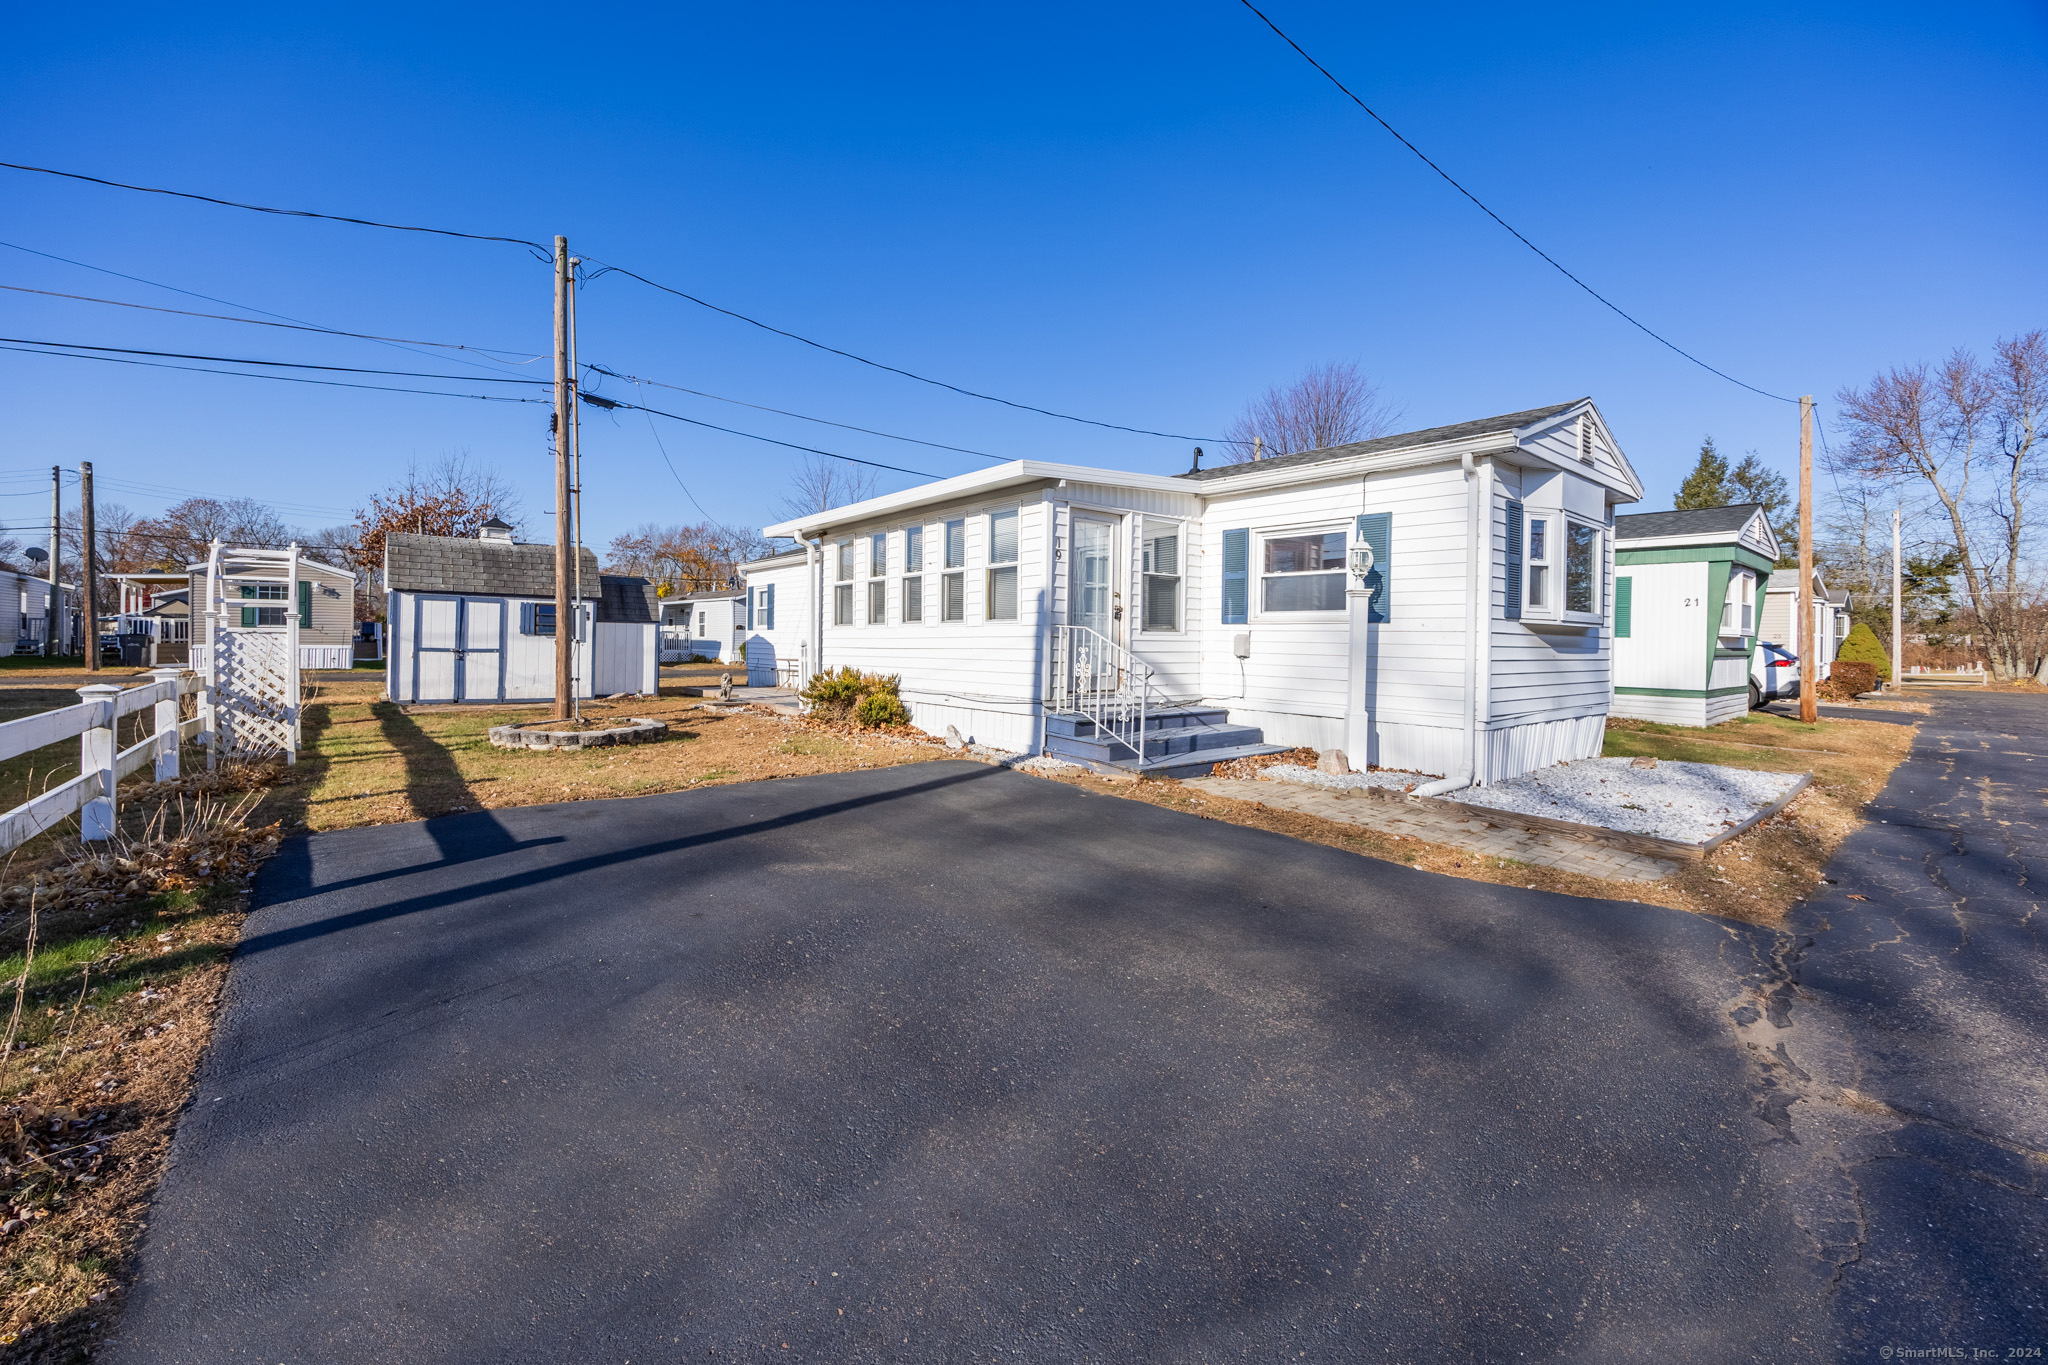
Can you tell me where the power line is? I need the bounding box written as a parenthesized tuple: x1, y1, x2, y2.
(0, 335, 548, 384)
(0, 238, 545, 378)
(1235, 0, 1797, 406)
(0, 341, 550, 405)
(582, 258, 1221, 442)
(0, 282, 541, 360)
(0, 160, 547, 252)
(584, 363, 1009, 462)
(583, 391, 941, 480)
(625, 380, 722, 524)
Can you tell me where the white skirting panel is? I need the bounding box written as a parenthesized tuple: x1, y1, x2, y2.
(898, 692, 1039, 754)
(1220, 706, 1343, 754)
(298, 645, 354, 671)
(1376, 721, 1461, 781)
(1610, 693, 1712, 726)
(1704, 691, 1749, 725)
(1481, 713, 1605, 783)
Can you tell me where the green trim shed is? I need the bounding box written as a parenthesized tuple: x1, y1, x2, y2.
(1610, 504, 1779, 726)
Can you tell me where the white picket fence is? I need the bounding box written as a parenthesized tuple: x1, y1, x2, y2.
(0, 667, 210, 855)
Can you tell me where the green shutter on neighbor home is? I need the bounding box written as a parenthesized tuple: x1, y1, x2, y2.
(1356, 512, 1391, 623)
(763, 584, 775, 631)
(240, 607, 256, 627)
(1504, 500, 1524, 620)
(298, 580, 313, 629)
(1220, 528, 1248, 624)
(1615, 576, 1632, 637)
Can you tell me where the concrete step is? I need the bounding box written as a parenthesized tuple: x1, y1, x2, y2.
(1045, 722, 1267, 764)
(1044, 705, 1232, 740)
(1143, 742, 1292, 780)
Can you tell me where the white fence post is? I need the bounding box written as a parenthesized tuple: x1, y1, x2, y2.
(148, 667, 184, 782)
(76, 683, 123, 841)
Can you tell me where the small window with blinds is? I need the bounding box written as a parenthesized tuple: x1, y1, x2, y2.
(870, 532, 887, 578)
(867, 580, 886, 624)
(943, 519, 966, 570)
(904, 524, 924, 573)
(836, 541, 854, 582)
(1141, 521, 1180, 632)
(942, 572, 965, 622)
(903, 575, 924, 622)
(834, 583, 853, 626)
(987, 509, 1017, 565)
(1260, 529, 1347, 613)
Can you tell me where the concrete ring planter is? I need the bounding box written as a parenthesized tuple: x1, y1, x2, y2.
(487, 718, 668, 751)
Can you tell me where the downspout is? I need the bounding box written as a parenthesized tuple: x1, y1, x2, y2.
(806, 535, 822, 685)
(1414, 452, 1485, 797)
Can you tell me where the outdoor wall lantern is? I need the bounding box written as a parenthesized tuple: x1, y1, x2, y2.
(1348, 541, 1375, 584)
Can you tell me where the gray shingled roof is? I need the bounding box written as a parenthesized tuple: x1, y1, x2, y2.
(679, 588, 744, 601)
(1178, 400, 1584, 483)
(1613, 503, 1764, 542)
(384, 533, 600, 598)
(597, 575, 658, 625)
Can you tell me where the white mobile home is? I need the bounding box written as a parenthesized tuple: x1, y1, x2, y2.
(759, 399, 1643, 785)
(384, 523, 657, 703)
(1761, 567, 1846, 681)
(1610, 504, 1780, 725)
(3, 570, 56, 655)
(658, 589, 746, 663)
(735, 549, 804, 686)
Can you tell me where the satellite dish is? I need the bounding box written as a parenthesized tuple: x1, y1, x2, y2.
(23, 547, 47, 564)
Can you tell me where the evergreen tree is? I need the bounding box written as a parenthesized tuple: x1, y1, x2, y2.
(1673, 437, 1730, 509)
(1837, 622, 1891, 680)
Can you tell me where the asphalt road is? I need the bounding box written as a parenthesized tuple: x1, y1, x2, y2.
(1765, 690, 2048, 1349)
(106, 694, 2046, 1362)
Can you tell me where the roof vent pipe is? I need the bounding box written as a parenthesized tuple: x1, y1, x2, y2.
(1189, 446, 1203, 473)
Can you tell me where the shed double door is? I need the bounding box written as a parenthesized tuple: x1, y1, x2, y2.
(413, 596, 505, 702)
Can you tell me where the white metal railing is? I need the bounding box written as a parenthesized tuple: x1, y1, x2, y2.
(1048, 624, 1157, 765)
(0, 668, 209, 853)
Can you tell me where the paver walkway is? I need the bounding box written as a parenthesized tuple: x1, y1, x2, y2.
(1186, 775, 1679, 881)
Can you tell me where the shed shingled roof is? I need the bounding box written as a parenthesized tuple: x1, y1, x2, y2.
(1177, 400, 1583, 482)
(384, 533, 601, 599)
(1613, 503, 1765, 543)
(597, 575, 659, 625)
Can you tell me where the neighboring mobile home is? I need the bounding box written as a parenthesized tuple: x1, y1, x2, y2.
(735, 548, 803, 685)
(1610, 504, 1779, 725)
(659, 589, 746, 663)
(383, 522, 657, 703)
(755, 399, 1643, 785)
(1761, 567, 1846, 681)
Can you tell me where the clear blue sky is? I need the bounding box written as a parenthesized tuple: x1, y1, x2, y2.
(4, 2, 2043, 553)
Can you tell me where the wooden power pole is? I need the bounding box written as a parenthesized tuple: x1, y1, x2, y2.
(1797, 397, 1816, 722)
(1892, 507, 1904, 692)
(552, 235, 573, 720)
(81, 460, 98, 673)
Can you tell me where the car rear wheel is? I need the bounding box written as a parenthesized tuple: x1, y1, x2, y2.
(1748, 681, 1763, 710)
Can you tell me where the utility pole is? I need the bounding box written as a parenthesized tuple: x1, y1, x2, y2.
(1797, 397, 1815, 722)
(46, 465, 60, 657)
(552, 235, 573, 720)
(81, 461, 98, 673)
(567, 254, 584, 720)
(1892, 507, 1904, 692)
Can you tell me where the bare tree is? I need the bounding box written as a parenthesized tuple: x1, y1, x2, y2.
(605, 522, 770, 594)
(777, 456, 880, 521)
(1833, 331, 2047, 679)
(1222, 361, 1403, 464)
(348, 451, 524, 577)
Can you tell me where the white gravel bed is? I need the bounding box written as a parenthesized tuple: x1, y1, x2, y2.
(1452, 757, 1803, 845)
(1260, 764, 1433, 793)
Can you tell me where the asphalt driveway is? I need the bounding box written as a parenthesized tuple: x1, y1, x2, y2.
(103, 704, 2043, 1363)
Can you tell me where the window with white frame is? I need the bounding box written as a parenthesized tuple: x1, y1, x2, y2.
(1721, 570, 1755, 637)
(1527, 516, 1551, 609)
(870, 531, 887, 578)
(985, 509, 1018, 621)
(904, 524, 924, 573)
(867, 579, 886, 624)
(942, 517, 966, 621)
(1141, 520, 1180, 631)
(903, 574, 923, 622)
(836, 541, 854, 583)
(1260, 529, 1346, 612)
(834, 582, 853, 626)
(1564, 521, 1599, 615)
(903, 523, 925, 621)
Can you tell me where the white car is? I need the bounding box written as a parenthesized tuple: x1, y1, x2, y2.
(1750, 641, 1801, 709)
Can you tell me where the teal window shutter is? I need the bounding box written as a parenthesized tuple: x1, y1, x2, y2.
(764, 584, 775, 631)
(298, 580, 313, 629)
(745, 588, 755, 631)
(1615, 576, 1632, 637)
(1355, 513, 1391, 623)
(1220, 528, 1248, 624)
(240, 606, 256, 627)
(1504, 500, 1524, 620)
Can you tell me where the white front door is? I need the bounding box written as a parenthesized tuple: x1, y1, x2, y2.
(1072, 517, 1119, 645)
(458, 598, 504, 701)
(414, 596, 459, 702)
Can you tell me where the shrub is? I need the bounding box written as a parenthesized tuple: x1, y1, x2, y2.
(1837, 623, 1891, 680)
(854, 691, 910, 728)
(800, 667, 905, 724)
(1820, 659, 1878, 700)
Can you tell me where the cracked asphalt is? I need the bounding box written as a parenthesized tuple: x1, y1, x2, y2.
(1753, 690, 2047, 1349)
(104, 693, 2044, 1362)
